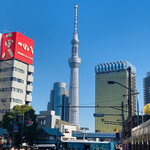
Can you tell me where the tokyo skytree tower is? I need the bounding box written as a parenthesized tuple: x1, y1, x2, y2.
(68, 5, 81, 125)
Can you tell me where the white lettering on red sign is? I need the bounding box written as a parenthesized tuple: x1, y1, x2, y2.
(5, 39, 13, 48)
(7, 49, 13, 57)
(2, 33, 14, 58)
(17, 42, 33, 54)
(30, 46, 33, 54)
(18, 42, 22, 46)
(6, 33, 12, 38)
(2, 53, 6, 58)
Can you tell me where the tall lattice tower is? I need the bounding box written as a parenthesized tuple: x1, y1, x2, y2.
(68, 5, 81, 125)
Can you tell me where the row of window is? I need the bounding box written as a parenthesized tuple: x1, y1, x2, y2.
(1, 98, 23, 104)
(0, 67, 25, 74)
(0, 109, 10, 114)
(0, 87, 23, 93)
(13, 98, 23, 104)
(0, 77, 24, 83)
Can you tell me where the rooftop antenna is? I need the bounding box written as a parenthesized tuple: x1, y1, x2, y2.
(74, 5, 78, 32)
(20, 31, 26, 34)
(3, 24, 10, 33)
(4, 29, 10, 33)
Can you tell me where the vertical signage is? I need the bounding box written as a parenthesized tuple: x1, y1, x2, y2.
(1, 32, 34, 65)
(0, 33, 2, 58)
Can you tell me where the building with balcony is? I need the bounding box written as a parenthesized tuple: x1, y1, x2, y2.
(0, 32, 34, 120)
(0, 59, 34, 120)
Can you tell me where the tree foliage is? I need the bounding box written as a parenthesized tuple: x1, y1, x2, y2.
(2, 105, 38, 146)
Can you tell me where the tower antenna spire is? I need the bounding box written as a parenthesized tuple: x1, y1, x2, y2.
(74, 5, 78, 32)
(68, 4, 81, 125)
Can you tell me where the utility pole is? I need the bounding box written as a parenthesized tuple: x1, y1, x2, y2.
(136, 89, 139, 125)
(12, 112, 16, 147)
(128, 67, 132, 118)
(20, 113, 24, 148)
(121, 101, 124, 149)
(127, 67, 132, 150)
(94, 102, 125, 149)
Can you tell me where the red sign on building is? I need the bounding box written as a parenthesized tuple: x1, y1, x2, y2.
(0, 32, 34, 65)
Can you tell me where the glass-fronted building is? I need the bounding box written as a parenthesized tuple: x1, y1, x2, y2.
(95, 61, 136, 133)
(47, 82, 70, 122)
(143, 72, 150, 105)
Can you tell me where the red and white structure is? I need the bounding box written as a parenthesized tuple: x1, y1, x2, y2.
(68, 5, 81, 125)
(0, 32, 34, 120)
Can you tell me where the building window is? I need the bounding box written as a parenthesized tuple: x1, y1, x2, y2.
(2, 88, 8, 92)
(43, 120, 46, 125)
(14, 67, 25, 74)
(0, 77, 24, 84)
(1, 99, 6, 102)
(18, 78, 24, 83)
(0, 87, 23, 93)
(0, 67, 25, 74)
(11, 98, 23, 104)
(0, 109, 10, 114)
(65, 129, 69, 133)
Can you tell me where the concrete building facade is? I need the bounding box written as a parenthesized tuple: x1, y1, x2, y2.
(37, 110, 60, 129)
(37, 110, 78, 141)
(60, 124, 78, 141)
(0, 32, 34, 120)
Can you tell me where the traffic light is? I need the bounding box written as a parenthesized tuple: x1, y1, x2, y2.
(28, 120, 33, 126)
(25, 120, 33, 126)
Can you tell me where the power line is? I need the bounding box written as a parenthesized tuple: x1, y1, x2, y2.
(58, 105, 127, 108)
(58, 104, 129, 113)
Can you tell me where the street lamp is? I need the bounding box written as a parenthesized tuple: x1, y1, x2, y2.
(107, 80, 133, 118)
(80, 127, 89, 140)
(107, 74, 140, 150)
(107, 81, 134, 92)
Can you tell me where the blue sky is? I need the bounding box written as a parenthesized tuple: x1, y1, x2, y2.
(0, 0, 150, 132)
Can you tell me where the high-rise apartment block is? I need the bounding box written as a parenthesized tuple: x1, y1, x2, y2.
(143, 72, 150, 105)
(47, 82, 70, 122)
(68, 5, 81, 125)
(95, 61, 136, 133)
(0, 32, 34, 120)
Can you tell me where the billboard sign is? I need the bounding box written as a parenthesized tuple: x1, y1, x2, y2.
(93, 113, 104, 117)
(0, 33, 2, 56)
(0, 32, 34, 65)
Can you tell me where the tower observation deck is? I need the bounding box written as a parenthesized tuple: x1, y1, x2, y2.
(68, 5, 81, 125)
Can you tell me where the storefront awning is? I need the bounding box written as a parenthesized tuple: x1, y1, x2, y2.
(42, 127, 64, 136)
(0, 128, 8, 136)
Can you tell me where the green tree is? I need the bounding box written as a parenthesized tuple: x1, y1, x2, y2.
(2, 105, 38, 146)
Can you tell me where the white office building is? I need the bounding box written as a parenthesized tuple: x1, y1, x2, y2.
(0, 32, 34, 120)
(0, 59, 34, 120)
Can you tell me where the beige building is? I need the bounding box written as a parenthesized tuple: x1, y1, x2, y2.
(0, 59, 34, 120)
